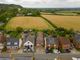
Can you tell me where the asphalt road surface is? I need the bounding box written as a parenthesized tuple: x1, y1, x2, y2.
(0, 53, 80, 60)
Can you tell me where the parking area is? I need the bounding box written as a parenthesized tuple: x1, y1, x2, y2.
(71, 48, 80, 54)
(15, 56, 32, 60)
(36, 47, 45, 54)
(0, 57, 11, 60)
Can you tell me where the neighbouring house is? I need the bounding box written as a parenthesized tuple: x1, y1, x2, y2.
(6, 37, 20, 50)
(22, 31, 29, 39)
(45, 36, 59, 53)
(23, 32, 35, 52)
(46, 36, 58, 49)
(58, 37, 71, 52)
(36, 32, 44, 47)
(16, 13, 24, 16)
(73, 33, 80, 49)
(0, 32, 6, 43)
(27, 13, 32, 16)
(0, 32, 6, 52)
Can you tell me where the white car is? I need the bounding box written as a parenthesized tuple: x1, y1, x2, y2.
(53, 49, 60, 54)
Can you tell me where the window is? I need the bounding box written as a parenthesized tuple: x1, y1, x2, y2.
(14, 42, 17, 45)
(7, 42, 11, 45)
(31, 45, 32, 47)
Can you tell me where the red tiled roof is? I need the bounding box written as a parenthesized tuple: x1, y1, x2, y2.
(0, 33, 6, 43)
(58, 37, 70, 45)
(36, 32, 44, 44)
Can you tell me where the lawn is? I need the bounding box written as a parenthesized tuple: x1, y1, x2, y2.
(5, 16, 53, 31)
(42, 15, 80, 31)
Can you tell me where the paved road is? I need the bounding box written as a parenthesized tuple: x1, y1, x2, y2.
(34, 53, 80, 60)
(0, 53, 80, 60)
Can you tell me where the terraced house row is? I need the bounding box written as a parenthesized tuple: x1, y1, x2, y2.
(0, 31, 80, 54)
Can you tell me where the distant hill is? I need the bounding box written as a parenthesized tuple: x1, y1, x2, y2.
(0, 4, 23, 23)
(0, 4, 22, 9)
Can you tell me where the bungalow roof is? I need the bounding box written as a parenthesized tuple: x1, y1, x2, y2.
(58, 37, 70, 45)
(46, 36, 58, 45)
(74, 34, 80, 42)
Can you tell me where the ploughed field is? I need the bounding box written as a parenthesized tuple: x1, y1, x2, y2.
(42, 15, 80, 31)
(5, 16, 53, 31)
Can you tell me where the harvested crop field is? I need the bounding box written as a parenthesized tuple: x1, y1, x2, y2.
(5, 16, 53, 31)
(42, 15, 80, 31)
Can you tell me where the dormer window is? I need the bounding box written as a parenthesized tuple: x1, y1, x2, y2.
(14, 42, 17, 45)
(7, 42, 11, 45)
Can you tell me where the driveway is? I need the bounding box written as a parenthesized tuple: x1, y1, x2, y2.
(71, 48, 80, 54)
(36, 47, 45, 54)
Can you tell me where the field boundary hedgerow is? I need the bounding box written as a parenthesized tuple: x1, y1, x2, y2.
(41, 16, 57, 29)
(5, 16, 54, 31)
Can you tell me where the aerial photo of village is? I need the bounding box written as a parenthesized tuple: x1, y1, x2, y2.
(0, 0, 80, 60)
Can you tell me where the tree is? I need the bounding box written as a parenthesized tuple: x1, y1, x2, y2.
(0, 26, 4, 31)
(55, 27, 67, 36)
(16, 27, 23, 33)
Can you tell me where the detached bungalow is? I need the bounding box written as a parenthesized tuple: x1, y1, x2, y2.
(46, 36, 58, 49)
(58, 37, 71, 52)
(73, 33, 80, 49)
(23, 32, 35, 52)
(6, 37, 20, 50)
(45, 36, 59, 53)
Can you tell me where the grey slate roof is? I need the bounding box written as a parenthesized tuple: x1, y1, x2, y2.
(74, 34, 80, 42)
(6, 37, 19, 46)
(46, 36, 58, 45)
(23, 32, 35, 44)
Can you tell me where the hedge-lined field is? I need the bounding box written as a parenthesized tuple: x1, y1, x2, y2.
(42, 15, 80, 31)
(5, 16, 53, 31)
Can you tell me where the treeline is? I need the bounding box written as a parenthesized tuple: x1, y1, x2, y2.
(0, 4, 22, 23)
(0, 4, 40, 23)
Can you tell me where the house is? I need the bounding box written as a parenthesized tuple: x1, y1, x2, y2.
(22, 31, 29, 39)
(0, 32, 6, 43)
(27, 13, 32, 16)
(58, 37, 71, 52)
(23, 32, 35, 52)
(6, 37, 19, 50)
(0, 32, 6, 52)
(45, 36, 58, 49)
(45, 36, 59, 53)
(73, 33, 80, 49)
(36, 32, 44, 47)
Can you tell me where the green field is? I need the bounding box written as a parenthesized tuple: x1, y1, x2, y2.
(5, 16, 53, 31)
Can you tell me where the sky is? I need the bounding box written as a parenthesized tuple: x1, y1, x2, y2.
(0, 0, 80, 8)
